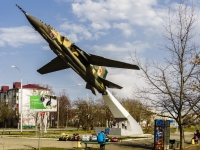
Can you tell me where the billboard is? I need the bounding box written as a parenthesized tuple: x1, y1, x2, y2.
(154, 120, 170, 150)
(30, 95, 57, 111)
(154, 120, 164, 150)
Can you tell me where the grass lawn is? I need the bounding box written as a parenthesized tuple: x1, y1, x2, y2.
(11, 148, 74, 150)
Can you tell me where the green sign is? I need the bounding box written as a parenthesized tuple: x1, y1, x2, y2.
(30, 95, 57, 112)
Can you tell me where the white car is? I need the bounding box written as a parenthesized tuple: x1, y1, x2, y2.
(82, 135, 90, 141)
(90, 134, 97, 141)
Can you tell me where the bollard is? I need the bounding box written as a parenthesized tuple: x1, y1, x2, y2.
(191, 139, 195, 145)
(77, 141, 82, 148)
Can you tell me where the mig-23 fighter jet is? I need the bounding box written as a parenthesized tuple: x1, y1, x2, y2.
(16, 4, 139, 95)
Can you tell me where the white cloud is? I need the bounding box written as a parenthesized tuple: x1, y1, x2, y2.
(0, 51, 18, 56)
(106, 69, 144, 98)
(0, 26, 43, 47)
(113, 23, 133, 37)
(93, 31, 107, 40)
(10, 51, 19, 55)
(55, 0, 82, 2)
(42, 46, 50, 50)
(56, 0, 168, 42)
(56, 0, 167, 43)
(90, 22, 111, 30)
(0, 52, 6, 56)
(130, 41, 150, 52)
(71, 0, 165, 29)
(92, 41, 150, 52)
(0, 41, 5, 47)
(67, 33, 79, 43)
(60, 22, 92, 41)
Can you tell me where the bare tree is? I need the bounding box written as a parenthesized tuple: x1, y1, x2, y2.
(131, 1, 200, 149)
(56, 90, 71, 127)
(73, 96, 113, 130)
(73, 98, 90, 130)
(119, 98, 153, 130)
(95, 97, 113, 127)
(119, 98, 145, 122)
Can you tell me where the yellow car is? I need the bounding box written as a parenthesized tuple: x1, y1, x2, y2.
(59, 133, 69, 141)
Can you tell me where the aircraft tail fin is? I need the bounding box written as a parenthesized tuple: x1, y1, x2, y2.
(93, 65, 108, 79)
(99, 77, 122, 89)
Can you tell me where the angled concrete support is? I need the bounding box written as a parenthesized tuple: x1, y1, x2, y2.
(102, 89, 143, 136)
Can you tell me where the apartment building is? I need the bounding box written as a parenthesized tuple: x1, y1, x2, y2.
(0, 82, 50, 128)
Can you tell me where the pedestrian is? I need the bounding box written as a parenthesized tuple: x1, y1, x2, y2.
(193, 133, 198, 144)
(122, 121, 124, 129)
(124, 122, 127, 130)
(113, 120, 116, 127)
(117, 122, 119, 128)
(97, 131, 106, 149)
(109, 120, 113, 128)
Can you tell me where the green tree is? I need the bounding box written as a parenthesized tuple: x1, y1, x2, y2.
(0, 103, 15, 128)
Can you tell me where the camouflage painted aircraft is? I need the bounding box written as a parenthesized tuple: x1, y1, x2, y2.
(16, 4, 140, 95)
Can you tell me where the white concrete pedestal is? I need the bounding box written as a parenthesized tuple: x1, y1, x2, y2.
(102, 89, 143, 136)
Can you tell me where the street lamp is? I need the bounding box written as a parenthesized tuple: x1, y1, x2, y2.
(11, 65, 23, 133)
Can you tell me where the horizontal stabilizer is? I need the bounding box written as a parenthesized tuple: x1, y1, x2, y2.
(37, 56, 70, 74)
(88, 54, 140, 70)
(99, 77, 122, 89)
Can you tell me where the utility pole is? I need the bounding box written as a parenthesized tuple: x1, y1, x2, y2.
(57, 99, 59, 129)
(66, 105, 69, 128)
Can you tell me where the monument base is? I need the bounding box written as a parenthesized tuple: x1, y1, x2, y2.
(102, 89, 143, 136)
(96, 127, 121, 135)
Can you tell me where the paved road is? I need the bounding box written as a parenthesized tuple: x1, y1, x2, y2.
(0, 136, 153, 150)
(0, 132, 195, 150)
(0, 136, 79, 150)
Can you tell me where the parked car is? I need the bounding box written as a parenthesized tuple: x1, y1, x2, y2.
(59, 133, 69, 141)
(105, 134, 109, 142)
(82, 135, 90, 141)
(70, 133, 80, 141)
(90, 134, 97, 141)
(111, 137, 118, 142)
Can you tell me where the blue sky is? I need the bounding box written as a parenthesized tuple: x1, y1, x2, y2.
(0, 0, 199, 100)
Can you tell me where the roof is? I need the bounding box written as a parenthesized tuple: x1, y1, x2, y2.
(0, 83, 49, 93)
(22, 84, 47, 90)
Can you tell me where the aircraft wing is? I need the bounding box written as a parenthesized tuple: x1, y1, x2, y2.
(37, 56, 70, 74)
(88, 54, 140, 70)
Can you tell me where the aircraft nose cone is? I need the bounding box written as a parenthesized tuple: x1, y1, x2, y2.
(25, 14, 42, 29)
